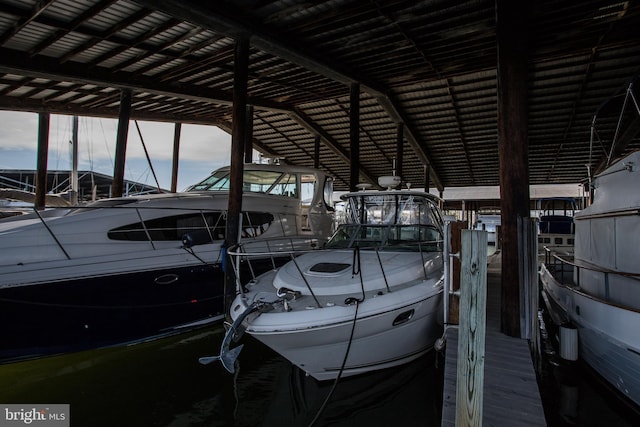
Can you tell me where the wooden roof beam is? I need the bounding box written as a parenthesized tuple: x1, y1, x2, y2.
(136, 0, 443, 190)
(0, 47, 288, 112)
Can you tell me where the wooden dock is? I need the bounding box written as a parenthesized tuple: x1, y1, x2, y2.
(441, 251, 547, 426)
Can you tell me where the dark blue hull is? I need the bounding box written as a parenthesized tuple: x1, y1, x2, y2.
(0, 263, 230, 363)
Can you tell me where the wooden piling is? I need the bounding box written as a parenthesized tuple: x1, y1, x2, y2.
(455, 229, 488, 426)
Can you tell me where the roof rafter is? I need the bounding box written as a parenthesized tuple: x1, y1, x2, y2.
(135, 0, 444, 190)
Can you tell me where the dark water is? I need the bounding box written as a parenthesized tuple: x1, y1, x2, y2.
(0, 327, 444, 426)
(537, 307, 640, 427)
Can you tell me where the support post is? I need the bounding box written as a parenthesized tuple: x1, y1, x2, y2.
(349, 82, 360, 191)
(395, 123, 404, 187)
(70, 116, 79, 205)
(455, 229, 488, 427)
(424, 163, 431, 193)
(518, 217, 538, 340)
(171, 123, 181, 193)
(225, 36, 249, 315)
(448, 221, 467, 325)
(112, 89, 132, 198)
(244, 105, 254, 163)
(314, 135, 321, 169)
(35, 112, 50, 210)
(496, 0, 530, 337)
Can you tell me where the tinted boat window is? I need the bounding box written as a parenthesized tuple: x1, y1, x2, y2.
(108, 212, 274, 241)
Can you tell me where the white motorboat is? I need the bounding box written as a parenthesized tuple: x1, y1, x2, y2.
(473, 209, 500, 245)
(220, 178, 445, 381)
(0, 162, 335, 362)
(540, 76, 640, 408)
(536, 197, 577, 256)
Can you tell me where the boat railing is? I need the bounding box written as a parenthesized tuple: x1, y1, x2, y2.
(227, 237, 325, 306)
(228, 235, 443, 306)
(543, 246, 640, 294)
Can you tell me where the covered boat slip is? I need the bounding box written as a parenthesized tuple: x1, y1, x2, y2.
(441, 252, 546, 426)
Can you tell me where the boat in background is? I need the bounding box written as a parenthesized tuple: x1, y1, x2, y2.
(220, 177, 445, 381)
(0, 162, 335, 363)
(473, 208, 500, 245)
(536, 197, 578, 256)
(540, 75, 640, 408)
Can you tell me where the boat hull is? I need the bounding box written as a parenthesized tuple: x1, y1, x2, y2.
(233, 281, 443, 381)
(540, 263, 640, 408)
(0, 262, 225, 362)
(0, 256, 283, 363)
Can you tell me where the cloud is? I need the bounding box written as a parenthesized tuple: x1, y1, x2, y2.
(0, 111, 39, 150)
(0, 111, 231, 167)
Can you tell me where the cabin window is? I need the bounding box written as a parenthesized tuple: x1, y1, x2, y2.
(108, 211, 274, 241)
(268, 173, 298, 198)
(323, 177, 334, 209)
(300, 174, 317, 205)
(186, 170, 228, 191)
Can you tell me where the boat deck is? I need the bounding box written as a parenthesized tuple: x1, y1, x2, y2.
(441, 252, 547, 426)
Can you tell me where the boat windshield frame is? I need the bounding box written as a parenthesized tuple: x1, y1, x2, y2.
(325, 223, 442, 252)
(328, 191, 444, 252)
(341, 191, 443, 228)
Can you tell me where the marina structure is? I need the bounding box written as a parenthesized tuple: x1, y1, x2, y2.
(1, 1, 640, 424)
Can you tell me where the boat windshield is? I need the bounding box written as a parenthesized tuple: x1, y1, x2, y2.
(187, 169, 301, 199)
(325, 224, 442, 252)
(343, 193, 443, 228)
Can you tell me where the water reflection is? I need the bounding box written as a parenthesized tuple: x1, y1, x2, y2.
(0, 327, 444, 426)
(537, 307, 640, 426)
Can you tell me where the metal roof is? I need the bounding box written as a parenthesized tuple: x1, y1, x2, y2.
(1, 0, 639, 191)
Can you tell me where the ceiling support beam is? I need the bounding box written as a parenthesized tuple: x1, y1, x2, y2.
(496, 0, 531, 338)
(0, 47, 287, 113)
(289, 109, 377, 185)
(136, 0, 443, 189)
(375, 95, 443, 191)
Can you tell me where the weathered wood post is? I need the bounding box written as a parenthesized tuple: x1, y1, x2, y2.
(224, 35, 249, 317)
(170, 122, 181, 193)
(35, 112, 50, 210)
(455, 229, 488, 426)
(112, 88, 132, 198)
(448, 220, 467, 325)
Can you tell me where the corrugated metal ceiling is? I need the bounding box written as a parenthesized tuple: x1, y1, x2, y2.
(0, 0, 639, 191)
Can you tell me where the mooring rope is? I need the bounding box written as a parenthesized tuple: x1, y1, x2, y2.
(308, 299, 361, 427)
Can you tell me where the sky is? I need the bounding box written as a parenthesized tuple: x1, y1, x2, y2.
(0, 110, 233, 191)
(0, 110, 584, 201)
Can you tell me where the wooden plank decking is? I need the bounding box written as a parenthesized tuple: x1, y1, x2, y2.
(441, 252, 547, 426)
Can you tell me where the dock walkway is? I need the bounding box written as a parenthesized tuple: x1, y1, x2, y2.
(441, 252, 547, 426)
